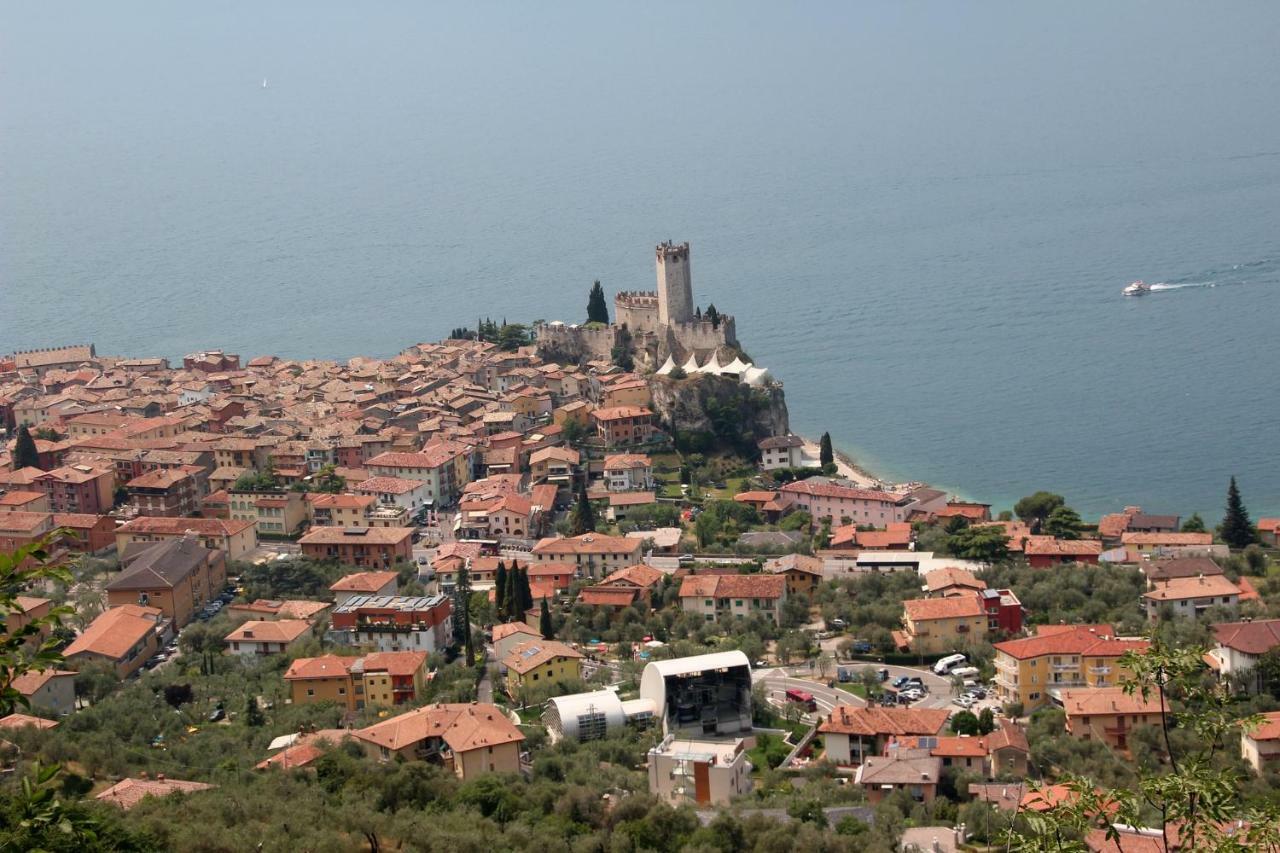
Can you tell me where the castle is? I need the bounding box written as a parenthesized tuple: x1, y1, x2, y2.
(536, 241, 738, 369)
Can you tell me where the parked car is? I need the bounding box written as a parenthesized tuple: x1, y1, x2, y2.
(933, 653, 968, 675)
(850, 639, 872, 654)
(208, 706, 226, 723)
(877, 668, 890, 682)
(144, 655, 167, 669)
(898, 689, 924, 703)
(953, 696, 976, 709)
(892, 676, 912, 689)
(879, 693, 898, 707)
(828, 618, 847, 630)
(965, 688, 987, 700)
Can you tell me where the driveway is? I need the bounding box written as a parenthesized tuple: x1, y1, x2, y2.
(753, 670, 865, 720)
(761, 661, 961, 712)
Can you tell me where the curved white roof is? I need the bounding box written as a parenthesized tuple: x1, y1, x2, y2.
(722, 357, 750, 375)
(743, 366, 772, 386)
(544, 689, 626, 740)
(642, 650, 751, 678)
(699, 352, 723, 374)
(681, 354, 701, 373)
(655, 356, 676, 376)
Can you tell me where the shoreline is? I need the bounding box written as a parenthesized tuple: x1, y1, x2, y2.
(796, 436, 922, 493)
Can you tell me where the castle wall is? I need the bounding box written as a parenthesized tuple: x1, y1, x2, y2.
(535, 323, 617, 363)
(614, 292, 662, 335)
(666, 317, 737, 352)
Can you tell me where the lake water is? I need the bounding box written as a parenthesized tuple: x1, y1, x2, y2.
(3, 2, 1278, 519)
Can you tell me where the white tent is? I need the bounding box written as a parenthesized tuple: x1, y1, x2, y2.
(721, 357, 750, 376)
(655, 356, 676, 376)
(681, 354, 701, 374)
(743, 366, 772, 386)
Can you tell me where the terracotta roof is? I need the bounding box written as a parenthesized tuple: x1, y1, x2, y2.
(855, 754, 942, 785)
(758, 435, 804, 450)
(367, 448, 462, 469)
(353, 702, 524, 753)
(0, 511, 54, 534)
(528, 446, 579, 465)
(360, 651, 429, 678)
(227, 599, 330, 621)
(1121, 532, 1213, 546)
(0, 712, 58, 730)
(502, 639, 584, 674)
(353, 476, 424, 495)
(125, 467, 195, 489)
(0, 490, 46, 507)
(117, 516, 254, 537)
(1142, 574, 1243, 602)
(1247, 710, 1280, 742)
(763, 553, 824, 576)
(590, 406, 653, 421)
(224, 619, 312, 645)
(996, 627, 1148, 661)
(1212, 619, 1280, 655)
(1259, 518, 1280, 534)
(491, 621, 542, 642)
(532, 533, 642, 557)
(1024, 538, 1103, 556)
(300, 526, 411, 546)
(734, 490, 781, 503)
(96, 777, 213, 810)
(308, 493, 377, 509)
(678, 573, 786, 600)
(923, 567, 986, 592)
(284, 654, 359, 681)
(779, 478, 904, 504)
(1144, 557, 1223, 582)
(600, 563, 665, 589)
(817, 705, 951, 737)
(255, 730, 351, 770)
(579, 586, 642, 606)
(329, 570, 399, 592)
(64, 605, 162, 661)
(10, 669, 77, 696)
(607, 491, 656, 507)
(1097, 513, 1133, 539)
(903, 594, 984, 621)
(1061, 687, 1164, 717)
(602, 453, 650, 470)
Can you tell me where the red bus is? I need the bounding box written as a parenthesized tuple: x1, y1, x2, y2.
(785, 688, 817, 712)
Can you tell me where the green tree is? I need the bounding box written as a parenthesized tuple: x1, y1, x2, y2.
(1044, 505, 1084, 540)
(1219, 476, 1257, 549)
(539, 598, 554, 640)
(453, 558, 474, 664)
(1181, 513, 1207, 533)
(819, 432, 834, 468)
(12, 424, 40, 470)
(977, 706, 996, 735)
(569, 481, 596, 535)
(611, 326, 634, 371)
(1, 536, 73, 714)
(496, 323, 530, 352)
(518, 565, 533, 614)
(244, 692, 264, 727)
(950, 710, 980, 735)
(311, 464, 346, 494)
(504, 561, 521, 622)
(494, 560, 508, 621)
(947, 524, 1010, 563)
(586, 280, 609, 324)
(1014, 491, 1065, 532)
(704, 304, 720, 328)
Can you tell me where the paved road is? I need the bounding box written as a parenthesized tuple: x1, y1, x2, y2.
(754, 670, 865, 722)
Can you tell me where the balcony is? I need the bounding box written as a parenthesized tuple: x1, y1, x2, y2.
(1088, 666, 1111, 675)
(1051, 663, 1078, 672)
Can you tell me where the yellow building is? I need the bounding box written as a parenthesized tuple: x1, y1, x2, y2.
(502, 639, 584, 697)
(228, 489, 308, 537)
(898, 594, 988, 655)
(993, 626, 1149, 712)
(284, 651, 430, 712)
(1061, 688, 1164, 753)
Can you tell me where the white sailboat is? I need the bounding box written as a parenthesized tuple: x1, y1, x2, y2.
(261, 78, 268, 89)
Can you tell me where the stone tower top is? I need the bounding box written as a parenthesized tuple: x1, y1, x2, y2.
(656, 240, 693, 327)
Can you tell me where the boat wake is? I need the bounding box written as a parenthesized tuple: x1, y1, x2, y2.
(1138, 257, 1277, 295)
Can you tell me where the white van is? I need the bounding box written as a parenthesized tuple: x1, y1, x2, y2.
(950, 666, 980, 680)
(933, 654, 967, 675)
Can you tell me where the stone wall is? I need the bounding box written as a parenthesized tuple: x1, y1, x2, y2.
(614, 292, 661, 335)
(534, 323, 617, 363)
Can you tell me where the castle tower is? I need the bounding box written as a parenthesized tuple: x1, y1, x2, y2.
(656, 241, 694, 327)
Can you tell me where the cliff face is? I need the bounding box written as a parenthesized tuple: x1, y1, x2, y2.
(648, 374, 789, 452)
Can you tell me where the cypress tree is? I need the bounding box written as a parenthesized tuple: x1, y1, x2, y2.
(505, 560, 521, 621)
(453, 559, 473, 664)
(819, 432, 834, 468)
(570, 480, 596, 535)
(12, 424, 40, 470)
(494, 560, 507, 620)
(1221, 476, 1257, 549)
(244, 693, 264, 727)
(539, 598, 554, 640)
(519, 566, 533, 613)
(587, 280, 609, 324)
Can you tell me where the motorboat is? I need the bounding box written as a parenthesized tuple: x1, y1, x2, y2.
(1122, 280, 1151, 296)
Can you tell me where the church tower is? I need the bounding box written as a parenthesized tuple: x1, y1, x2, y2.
(655, 241, 693, 326)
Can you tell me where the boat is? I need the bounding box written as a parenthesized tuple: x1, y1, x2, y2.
(1122, 280, 1151, 296)
(261, 78, 268, 89)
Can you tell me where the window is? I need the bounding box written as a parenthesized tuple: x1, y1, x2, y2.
(307, 688, 315, 697)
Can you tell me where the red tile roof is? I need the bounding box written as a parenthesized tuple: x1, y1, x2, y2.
(995, 626, 1148, 661)
(1212, 619, 1280, 655)
(818, 705, 951, 737)
(903, 593, 984, 621)
(329, 570, 399, 592)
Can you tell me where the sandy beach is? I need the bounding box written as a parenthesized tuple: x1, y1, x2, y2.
(799, 437, 896, 491)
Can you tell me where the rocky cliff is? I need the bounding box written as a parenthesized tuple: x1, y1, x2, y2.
(648, 374, 789, 454)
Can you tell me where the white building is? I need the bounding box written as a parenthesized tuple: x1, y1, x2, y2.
(602, 454, 654, 492)
(639, 651, 753, 737)
(757, 435, 806, 471)
(224, 620, 313, 656)
(648, 735, 752, 806)
(543, 689, 656, 742)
